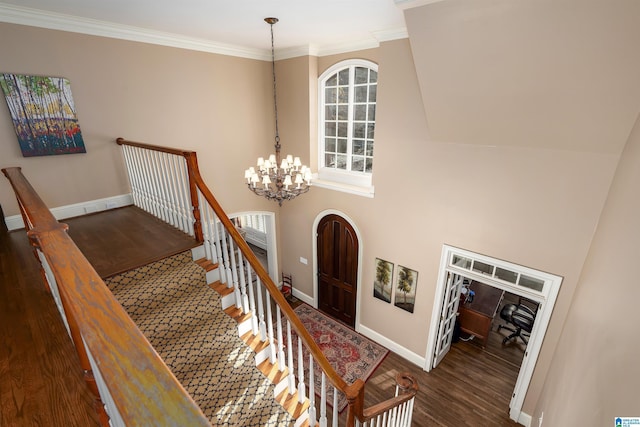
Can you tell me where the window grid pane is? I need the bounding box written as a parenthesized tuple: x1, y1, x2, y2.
(321, 63, 376, 173)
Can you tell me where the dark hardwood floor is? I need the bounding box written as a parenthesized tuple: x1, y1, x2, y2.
(1, 206, 519, 426)
(0, 227, 99, 426)
(66, 206, 200, 278)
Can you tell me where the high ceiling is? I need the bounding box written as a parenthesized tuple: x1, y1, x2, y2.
(0, 0, 423, 59)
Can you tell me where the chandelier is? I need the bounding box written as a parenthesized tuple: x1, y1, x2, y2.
(244, 17, 312, 206)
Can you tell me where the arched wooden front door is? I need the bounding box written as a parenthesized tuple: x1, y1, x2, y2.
(317, 214, 358, 327)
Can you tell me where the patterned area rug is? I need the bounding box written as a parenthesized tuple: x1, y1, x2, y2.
(291, 304, 389, 412)
(105, 252, 293, 426)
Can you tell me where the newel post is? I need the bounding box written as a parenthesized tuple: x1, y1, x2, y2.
(345, 379, 365, 427)
(183, 152, 203, 243)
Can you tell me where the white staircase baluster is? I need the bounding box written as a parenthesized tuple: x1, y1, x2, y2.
(265, 284, 276, 363)
(198, 193, 213, 262)
(226, 231, 241, 308)
(218, 221, 233, 288)
(166, 153, 186, 233)
(308, 355, 316, 426)
(255, 273, 268, 341)
(332, 387, 338, 427)
(155, 150, 172, 224)
(286, 320, 296, 394)
(120, 146, 139, 209)
(211, 217, 227, 285)
(143, 148, 162, 219)
(245, 261, 259, 336)
(276, 306, 286, 372)
(150, 150, 167, 223)
(162, 152, 180, 229)
(236, 248, 250, 314)
(297, 336, 306, 403)
(132, 146, 154, 216)
(156, 151, 173, 227)
(319, 373, 327, 427)
(175, 156, 195, 236)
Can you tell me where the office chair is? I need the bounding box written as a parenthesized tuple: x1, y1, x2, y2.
(497, 298, 538, 345)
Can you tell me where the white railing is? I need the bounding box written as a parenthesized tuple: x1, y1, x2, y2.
(119, 141, 196, 237)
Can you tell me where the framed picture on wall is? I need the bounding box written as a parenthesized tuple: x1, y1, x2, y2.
(0, 73, 86, 157)
(394, 265, 418, 313)
(373, 258, 393, 303)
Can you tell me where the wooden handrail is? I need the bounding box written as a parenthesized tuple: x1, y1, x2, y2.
(2, 167, 210, 426)
(115, 138, 419, 425)
(362, 373, 418, 421)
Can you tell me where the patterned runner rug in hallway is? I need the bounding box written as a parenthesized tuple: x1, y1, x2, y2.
(105, 251, 292, 426)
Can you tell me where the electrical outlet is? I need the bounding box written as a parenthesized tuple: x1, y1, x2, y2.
(299, 257, 308, 265)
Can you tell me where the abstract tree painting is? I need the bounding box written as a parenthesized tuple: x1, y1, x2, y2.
(394, 265, 418, 313)
(374, 258, 393, 303)
(0, 73, 86, 157)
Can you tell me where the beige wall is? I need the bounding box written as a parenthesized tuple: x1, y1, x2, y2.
(401, 0, 640, 415)
(278, 2, 633, 417)
(404, 0, 640, 153)
(0, 23, 277, 217)
(535, 114, 640, 424)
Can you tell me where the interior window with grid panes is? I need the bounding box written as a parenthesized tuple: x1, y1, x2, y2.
(321, 61, 377, 178)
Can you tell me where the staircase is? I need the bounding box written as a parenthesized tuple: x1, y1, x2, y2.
(105, 251, 294, 426)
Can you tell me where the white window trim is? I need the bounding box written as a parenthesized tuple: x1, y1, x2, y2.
(317, 59, 378, 196)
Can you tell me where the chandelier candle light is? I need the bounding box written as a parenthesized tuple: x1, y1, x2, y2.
(245, 17, 312, 206)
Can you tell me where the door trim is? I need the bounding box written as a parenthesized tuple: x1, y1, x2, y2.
(425, 245, 562, 423)
(312, 209, 363, 332)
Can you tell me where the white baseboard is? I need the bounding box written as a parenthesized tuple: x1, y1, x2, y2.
(5, 193, 133, 231)
(518, 411, 532, 427)
(292, 288, 315, 306)
(358, 324, 427, 368)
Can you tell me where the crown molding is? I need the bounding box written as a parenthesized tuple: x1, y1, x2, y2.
(394, 0, 446, 11)
(374, 27, 409, 42)
(0, 3, 408, 60)
(0, 3, 270, 61)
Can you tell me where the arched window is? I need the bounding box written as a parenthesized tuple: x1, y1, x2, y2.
(317, 59, 377, 193)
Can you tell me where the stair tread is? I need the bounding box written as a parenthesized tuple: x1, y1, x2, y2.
(194, 257, 218, 272)
(240, 331, 271, 353)
(224, 305, 252, 323)
(210, 281, 234, 296)
(275, 389, 311, 419)
(257, 359, 289, 384)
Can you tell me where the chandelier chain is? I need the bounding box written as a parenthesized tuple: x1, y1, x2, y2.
(269, 20, 280, 149)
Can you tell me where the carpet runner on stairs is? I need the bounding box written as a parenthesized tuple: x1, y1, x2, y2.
(105, 251, 293, 426)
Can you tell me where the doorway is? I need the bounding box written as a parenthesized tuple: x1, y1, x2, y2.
(316, 213, 358, 327)
(425, 245, 562, 423)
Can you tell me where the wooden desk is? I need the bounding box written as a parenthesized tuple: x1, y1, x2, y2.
(458, 281, 504, 347)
